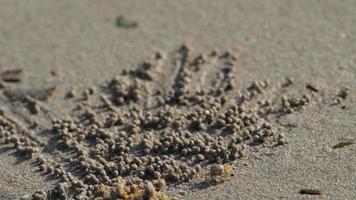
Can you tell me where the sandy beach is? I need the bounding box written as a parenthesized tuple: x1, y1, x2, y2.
(0, 1, 355, 199)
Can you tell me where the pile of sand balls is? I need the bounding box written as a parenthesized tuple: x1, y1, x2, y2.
(0, 45, 327, 200)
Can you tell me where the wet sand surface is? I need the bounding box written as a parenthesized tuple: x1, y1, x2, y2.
(0, 0, 355, 199)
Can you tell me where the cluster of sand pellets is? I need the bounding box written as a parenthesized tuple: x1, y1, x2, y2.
(0, 45, 348, 200)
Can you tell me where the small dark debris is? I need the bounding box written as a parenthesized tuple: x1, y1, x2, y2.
(337, 88, 349, 99)
(306, 83, 319, 92)
(332, 141, 353, 149)
(281, 123, 298, 130)
(299, 189, 321, 195)
(50, 70, 57, 76)
(66, 90, 76, 99)
(281, 77, 294, 87)
(0, 69, 22, 83)
(116, 15, 138, 29)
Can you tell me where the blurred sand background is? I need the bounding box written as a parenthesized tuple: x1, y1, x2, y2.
(0, 0, 355, 199)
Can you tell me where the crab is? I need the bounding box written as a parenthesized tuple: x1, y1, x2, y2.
(203, 164, 235, 184)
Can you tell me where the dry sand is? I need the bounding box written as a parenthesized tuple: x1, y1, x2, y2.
(0, 0, 355, 199)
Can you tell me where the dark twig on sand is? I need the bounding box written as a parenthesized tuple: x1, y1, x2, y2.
(299, 189, 321, 195)
(332, 140, 354, 149)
